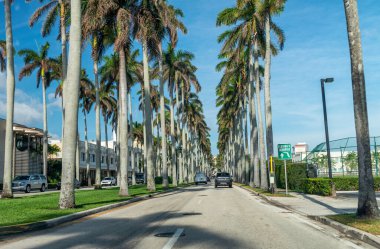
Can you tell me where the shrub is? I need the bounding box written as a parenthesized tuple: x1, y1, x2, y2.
(301, 178, 332, 196)
(154, 176, 173, 184)
(275, 160, 307, 191)
(332, 177, 380, 191)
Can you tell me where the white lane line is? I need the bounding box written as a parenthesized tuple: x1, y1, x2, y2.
(162, 228, 184, 249)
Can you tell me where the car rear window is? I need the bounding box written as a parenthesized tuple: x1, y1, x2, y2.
(216, 173, 230, 177)
(104, 177, 111, 180)
(14, 175, 30, 181)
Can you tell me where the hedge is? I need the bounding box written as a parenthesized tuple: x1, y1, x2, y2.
(331, 177, 380, 191)
(154, 176, 173, 184)
(275, 160, 307, 191)
(301, 178, 332, 196)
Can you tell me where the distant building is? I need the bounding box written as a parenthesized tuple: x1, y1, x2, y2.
(292, 143, 308, 162)
(0, 118, 44, 184)
(50, 138, 143, 183)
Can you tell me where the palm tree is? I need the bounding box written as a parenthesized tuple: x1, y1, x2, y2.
(83, 1, 116, 188)
(18, 42, 57, 178)
(260, 0, 286, 159)
(1, 0, 16, 198)
(343, 0, 379, 218)
(133, 0, 163, 191)
(28, 0, 70, 138)
(59, 0, 82, 209)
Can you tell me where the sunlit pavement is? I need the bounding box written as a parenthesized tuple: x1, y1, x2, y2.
(0, 184, 374, 249)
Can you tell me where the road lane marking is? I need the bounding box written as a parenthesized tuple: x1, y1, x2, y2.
(162, 228, 184, 249)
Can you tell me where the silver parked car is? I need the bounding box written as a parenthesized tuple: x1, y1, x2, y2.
(12, 174, 48, 193)
(101, 177, 117, 186)
(194, 172, 207, 185)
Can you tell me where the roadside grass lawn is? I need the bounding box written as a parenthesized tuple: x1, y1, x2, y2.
(235, 183, 293, 197)
(328, 214, 380, 235)
(0, 184, 187, 227)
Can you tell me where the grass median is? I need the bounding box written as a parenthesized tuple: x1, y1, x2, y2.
(0, 184, 189, 227)
(235, 183, 293, 197)
(328, 214, 380, 235)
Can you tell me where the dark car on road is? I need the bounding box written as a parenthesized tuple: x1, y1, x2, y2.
(56, 179, 81, 190)
(215, 172, 232, 188)
(135, 173, 144, 184)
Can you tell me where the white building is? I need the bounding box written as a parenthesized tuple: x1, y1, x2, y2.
(50, 138, 143, 183)
(292, 142, 308, 162)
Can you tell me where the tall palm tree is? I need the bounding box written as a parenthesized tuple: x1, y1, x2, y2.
(83, 1, 114, 188)
(28, 0, 70, 138)
(133, 0, 163, 191)
(18, 42, 57, 177)
(2, 0, 16, 198)
(260, 0, 285, 159)
(59, 0, 82, 209)
(343, 0, 379, 218)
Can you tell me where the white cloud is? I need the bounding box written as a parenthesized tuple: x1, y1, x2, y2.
(0, 74, 43, 127)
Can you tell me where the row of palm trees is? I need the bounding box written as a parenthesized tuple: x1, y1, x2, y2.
(1, 0, 212, 209)
(216, 0, 285, 190)
(216, 0, 379, 218)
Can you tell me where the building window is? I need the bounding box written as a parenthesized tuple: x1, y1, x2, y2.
(111, 158, 113, 164)
(92, 154, 95, 162)
(102, 156, 104, 163)
(82, 153, 85, 162)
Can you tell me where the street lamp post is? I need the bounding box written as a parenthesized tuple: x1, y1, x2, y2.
(320, 77, 334, 179)
(320, 77, 336, 197)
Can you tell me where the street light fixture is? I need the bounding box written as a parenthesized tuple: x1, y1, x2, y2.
(320, 77, 334, 179)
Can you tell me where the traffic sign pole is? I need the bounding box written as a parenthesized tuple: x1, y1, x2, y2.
(284, 160, 288, 196)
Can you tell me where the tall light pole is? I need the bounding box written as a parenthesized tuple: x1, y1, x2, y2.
(320, 77, 334, 179)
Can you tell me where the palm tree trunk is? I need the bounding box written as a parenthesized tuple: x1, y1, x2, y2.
(129, 93, 136, 185)
(1, 0, 15, 198)
(343, 0, 379, 218)
(176, 84, 183, 184)
(59, 0, 67, 140)
(264, 13, 274, 160)
(76, 134, 80, 180)
(143, 107, 147, 183)
(94, 59, 101, 188)
(59, 0, 81, 208)
(159, 46, 168, 188)
(169, 83, 177, 186)
(243, 96, 249, 184)
(142, 39, 155, 191)
(84, 109, 91, 186)
(116, 88, 121, 186)
(250, 41, 260, 187)
(118, 48, 129, 196)
(104, 115, 110, 177)
(42, 77, 48, 177)
(256, 49, 268, 190)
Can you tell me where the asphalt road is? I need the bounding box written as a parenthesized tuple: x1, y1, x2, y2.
(0, 184, 375, 249)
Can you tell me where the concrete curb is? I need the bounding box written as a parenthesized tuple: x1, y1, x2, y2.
(235, 184, 380, 248)
(0, 186, 189, 236)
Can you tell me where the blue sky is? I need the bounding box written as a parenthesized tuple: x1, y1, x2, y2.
(0, 1, 380, 155)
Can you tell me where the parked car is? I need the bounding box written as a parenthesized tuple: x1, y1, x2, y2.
(215, 172, 232, 188)
(12, 174, 48, 193)
(194, 172, 207, 185)
(56, 179, 81, 190)
(101, 177, 117, 186)
(135, 173, 144, 184)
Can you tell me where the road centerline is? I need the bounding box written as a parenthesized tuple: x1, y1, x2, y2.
(162, 228, 184, 249)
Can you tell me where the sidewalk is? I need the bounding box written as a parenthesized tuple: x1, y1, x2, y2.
(267, 191, 380, 216)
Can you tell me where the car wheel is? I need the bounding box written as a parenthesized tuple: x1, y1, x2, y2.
(25, 185, 31, 193)
(195, 182, 198, 185)
(229, 184, 232, 188)
(40, 184, 46, 192)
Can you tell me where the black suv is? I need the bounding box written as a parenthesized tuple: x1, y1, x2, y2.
(215, 172, 232, 188)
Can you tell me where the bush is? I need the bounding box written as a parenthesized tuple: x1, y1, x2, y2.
(154, 176, 173, 184)
(48, 159, 62, 183)
(275, 160, 307, 191)
(48, 183, 57, 189)
(332, 177, 380, 191)
(301, 178, 332, 196)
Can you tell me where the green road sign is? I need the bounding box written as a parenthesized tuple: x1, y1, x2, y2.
(278, 144, 292, 160)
